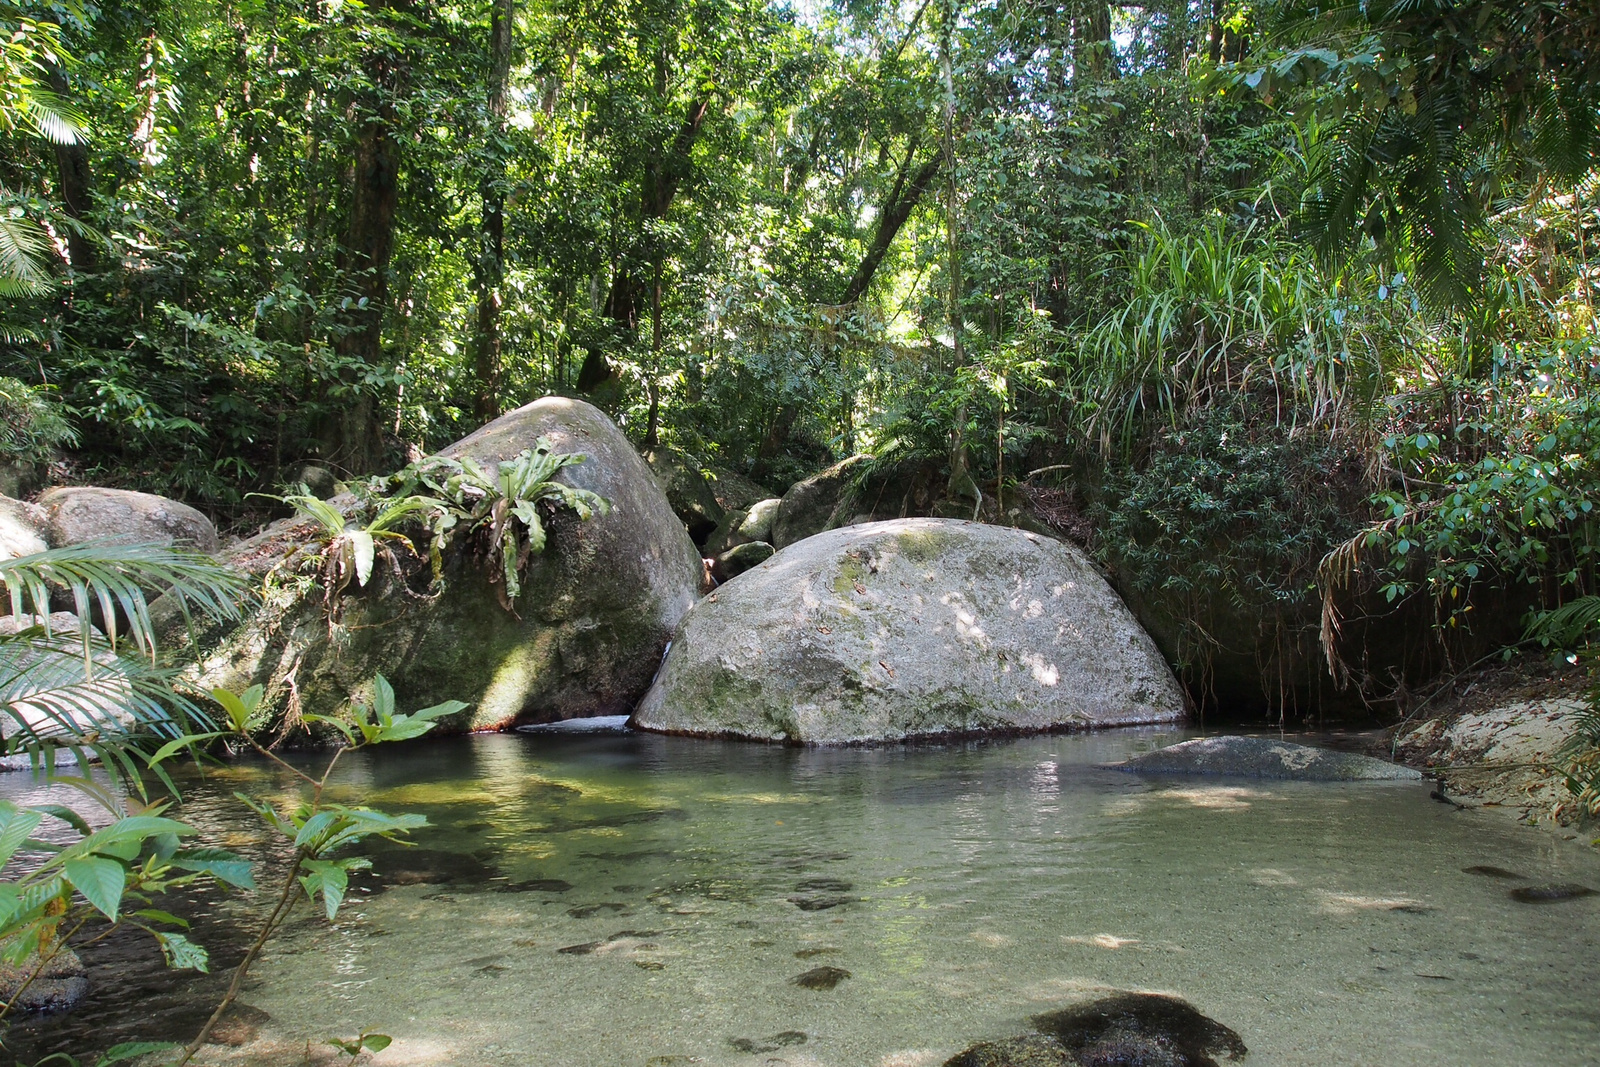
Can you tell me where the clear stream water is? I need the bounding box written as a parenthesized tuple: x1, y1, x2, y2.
(5, 727, 1600, 1067)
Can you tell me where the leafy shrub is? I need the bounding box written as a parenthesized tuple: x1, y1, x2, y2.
(0, 375, 75, 462)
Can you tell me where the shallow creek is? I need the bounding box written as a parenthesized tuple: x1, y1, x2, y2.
(6, 727, 1600, 1066)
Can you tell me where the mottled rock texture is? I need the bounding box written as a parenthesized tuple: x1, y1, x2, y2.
(38, 486, 219, 552)
(634, 518, 1184, 743)
(192, 397, 702, 732)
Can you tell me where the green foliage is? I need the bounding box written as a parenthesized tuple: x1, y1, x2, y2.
(401, 440, 610, 610)
(0, 376, 75, 460)
(283, 493, 442, 619)
(1091, 397, 1361, 684)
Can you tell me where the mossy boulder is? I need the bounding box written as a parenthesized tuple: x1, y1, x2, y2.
(38, 487, 219, 553)
(643, 447, 725, 544)
(633, 518, 1184, 743)
(192, 397, 703, 732)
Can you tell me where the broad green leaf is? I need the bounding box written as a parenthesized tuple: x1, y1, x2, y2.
(64, 856, 127, 920)
(171, 847, 256, 890)
(131, 908, 188, 928)
(299, 860, 349, 920)
(349, 531, 376, 587)
(154, 930, 209, 972)
(0, 804, 44, 869)
(148, 731, 230, 766)
(97, 1043, 181, 1066)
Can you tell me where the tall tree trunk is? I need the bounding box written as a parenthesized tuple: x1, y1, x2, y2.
(839, 140, 942, 306)
(581, 95, 711, 394)
(322, 0, 409, 474)
(48, 68, 95, 273)
(473, 0, 514, 422)
(939, 3, 977, 511)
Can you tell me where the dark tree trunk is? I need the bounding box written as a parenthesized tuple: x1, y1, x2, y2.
(48, 69, 95, 273)
(840, 144, 942, 305)
(584, 96, 711, 393)
(473, 0, 514, 422)
(321, 0, 409, 474)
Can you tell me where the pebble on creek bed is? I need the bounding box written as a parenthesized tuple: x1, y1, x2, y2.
(1508, 883, 1596, 903)
(792, 965, 851, 990)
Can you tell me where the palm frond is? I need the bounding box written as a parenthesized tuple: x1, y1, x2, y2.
(0, 542, 247, 661)
(0, 212, 57, 295)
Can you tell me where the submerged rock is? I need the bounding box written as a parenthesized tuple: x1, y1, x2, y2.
(1508, 883, 1595, 903)
(1462, 865, 1522, 879)
(945, 994, 1246, 1067)
(0, 948, 89, 1014)
(634, 518, 1185, 743)
(1034, 993, 1247, 1066)
(729, 1031, 807, 1054)
(38, 486, 219, 552)
(191, 397, 703, 731)
(1113, 736, 1421, 781)
(792, 965, 851, 990)
(944, 1035, 1074, 1067)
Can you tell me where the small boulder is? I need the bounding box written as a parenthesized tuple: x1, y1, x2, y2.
(644, 448, 725, 543)
(703, 507, 750, 556)
(38, 487, 219, 553)
(713, 541, 773, 582)
(1112, 736, 1421, 781)
(739, 498, 781, 543)
(0, 495, 48, 560)
(634, 518, 1184, 743)
(0, 948, 89, 1013)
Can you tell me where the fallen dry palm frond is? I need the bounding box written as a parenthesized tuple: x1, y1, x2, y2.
(1315, 510, 1414, 686)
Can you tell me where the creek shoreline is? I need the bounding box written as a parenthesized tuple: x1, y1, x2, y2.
(1377, 657, 1597, 849)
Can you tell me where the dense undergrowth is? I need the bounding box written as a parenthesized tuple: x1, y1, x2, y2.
(1, 0, 1598, 716)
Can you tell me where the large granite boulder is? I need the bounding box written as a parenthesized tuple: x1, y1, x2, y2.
(193, 397, 703, 732)
(770, 455, 871, 548)
(38, 487, 219, 553)
(706, 467, 774, 511)
(633, 518, 1185, 743)
(1113, 735, 1422, 781)
(0, 495, 48, 560)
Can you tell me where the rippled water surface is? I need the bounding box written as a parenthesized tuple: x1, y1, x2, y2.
(6, 727, 1600, 1066)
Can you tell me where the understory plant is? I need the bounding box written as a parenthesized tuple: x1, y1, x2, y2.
(395, 439, 610, 611)
(0, 539, 465, 1062)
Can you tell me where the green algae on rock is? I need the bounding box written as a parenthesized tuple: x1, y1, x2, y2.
(1112, 735, 1422, 781)
(633, 518, 1185, 743)
(190, 397, 703, 732)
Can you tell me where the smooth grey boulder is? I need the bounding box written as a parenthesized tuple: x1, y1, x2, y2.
(644, 447, 725, 543)
(713, 540, 773, 581)
(1112, 735, 1422, 781)
(634, 518, 1185, 743)
(38, 486, 219, 553)
(739, 498, 781, 543)
(0, 495, 48, 560)
(192, 397, 704, 732)
(771, 455, 871, 548)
